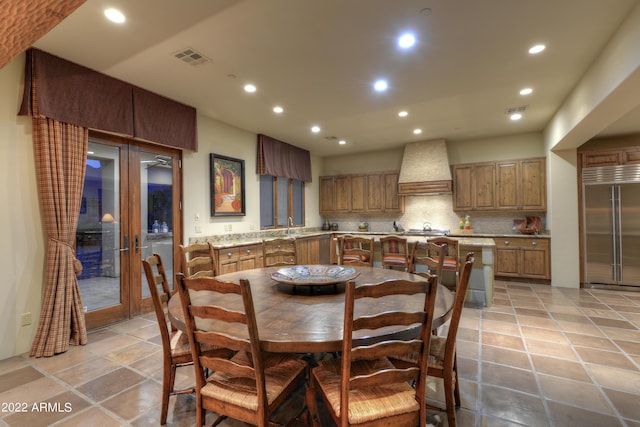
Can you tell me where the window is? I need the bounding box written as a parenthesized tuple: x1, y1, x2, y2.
(260, 175, 305, 229)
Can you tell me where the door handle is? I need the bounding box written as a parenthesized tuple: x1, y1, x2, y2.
(135, 234, 140, 254)
(122, 235, 129, 254)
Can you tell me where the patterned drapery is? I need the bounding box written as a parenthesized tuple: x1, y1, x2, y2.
(29, 116, 88, 357)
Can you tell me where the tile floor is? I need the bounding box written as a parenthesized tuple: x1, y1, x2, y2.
(1, 280, 640, 427)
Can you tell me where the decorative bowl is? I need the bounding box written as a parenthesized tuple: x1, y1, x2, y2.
(270, 265, 360, 286)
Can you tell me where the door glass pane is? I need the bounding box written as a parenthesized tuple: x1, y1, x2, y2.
(141, 152, 174, 294)
(77, 143, 121, 311)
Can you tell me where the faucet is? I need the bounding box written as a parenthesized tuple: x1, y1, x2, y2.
(287, 216, 294, 234)
(422, 222, 432, 231)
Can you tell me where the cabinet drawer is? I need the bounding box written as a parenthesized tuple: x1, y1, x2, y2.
(239, 245, 260, 259)
(218, 247, 240, 263)
(495, 237, 549, 249)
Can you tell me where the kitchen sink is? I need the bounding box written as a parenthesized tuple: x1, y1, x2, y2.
(404, 228, 449, 236)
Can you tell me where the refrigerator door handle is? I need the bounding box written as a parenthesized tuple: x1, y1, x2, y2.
(611, 185, 618, 283)
(616, 185, 623, 283)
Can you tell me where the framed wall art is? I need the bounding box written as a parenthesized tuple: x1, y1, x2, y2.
(210, 154, 246, 216)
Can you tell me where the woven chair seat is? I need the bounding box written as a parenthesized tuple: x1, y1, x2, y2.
(202, 350, 306, 412)
(169, 329, 192, 358)
(313, 357, 418, 425)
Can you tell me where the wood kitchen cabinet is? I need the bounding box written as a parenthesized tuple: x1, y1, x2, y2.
(452, 162, 495, 211)
(453, 157, 545, 212)
(334, 176, 351, 213)
(319, 176, 335, 214)
(319, 171, 403, 215)
(495, 158, 546, 210)
(296, 235, 331, 265)
(580, 146, 640, 167)
(214, 244, 261, 274)
(494, 237, 550, 280)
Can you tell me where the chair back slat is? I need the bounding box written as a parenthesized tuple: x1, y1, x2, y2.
(339, 275, 438, 426)
(411, 241, 446, 278)
(350, 367, 419, 389)
(176, 274, 267, 406)
(180, 242, 218, 277)
(200, 354, 256, 379)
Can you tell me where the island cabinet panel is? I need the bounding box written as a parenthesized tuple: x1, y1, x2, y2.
(334, 176, 352, 213)
(366, 174, 385, 212)
(350, 175, 366, 212)
(319, 176, 335, 214)
(494, 237, 550, 280)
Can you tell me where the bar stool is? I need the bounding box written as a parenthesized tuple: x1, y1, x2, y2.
(380, 235, 412, 271)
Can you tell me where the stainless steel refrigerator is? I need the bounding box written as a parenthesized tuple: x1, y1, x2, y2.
(582, 164, 640, 287)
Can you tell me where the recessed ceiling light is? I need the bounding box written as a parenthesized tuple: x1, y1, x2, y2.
(413, 128, 422, 134)
(339, 140, 346, 145)
(244, 84, 257, 93)
(398, 111, 408, 117)
(373, 79, 388, 92)
(520, 88, 533, 96)
(311, 125, 321, 133)
(398, 33, 416, 49)
(104, 8, 125, 23)
(273, 106, 283, 114)
(528, 44, 545, 54)
(510, 113, 523, 121)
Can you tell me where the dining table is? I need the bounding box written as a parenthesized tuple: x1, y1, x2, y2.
(168, 265, 455, 354)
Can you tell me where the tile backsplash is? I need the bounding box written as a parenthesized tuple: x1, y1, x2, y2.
(321, 194, 546, 235)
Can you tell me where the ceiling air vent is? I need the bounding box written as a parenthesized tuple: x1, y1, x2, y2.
(505, 105, 527, 115)
(173, 48, 210, 66)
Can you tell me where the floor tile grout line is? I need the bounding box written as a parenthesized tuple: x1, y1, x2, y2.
(506, 283, 557, 427)
(535, 283, 633, 426)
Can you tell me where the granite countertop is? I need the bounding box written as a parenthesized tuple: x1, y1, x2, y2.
(203, 230, 515, 249)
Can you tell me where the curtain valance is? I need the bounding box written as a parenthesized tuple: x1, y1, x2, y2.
(257, 133, 312, 182)
(19, 48, 197, 151)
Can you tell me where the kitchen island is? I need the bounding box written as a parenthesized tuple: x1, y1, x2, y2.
(190, 231, 496, 306)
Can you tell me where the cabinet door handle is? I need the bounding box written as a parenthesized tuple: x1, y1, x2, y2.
(246, 249, 251, 254)
(504, 240, 510, 245)
(531, 241, 538, 246)
(227, 252, 233, 257)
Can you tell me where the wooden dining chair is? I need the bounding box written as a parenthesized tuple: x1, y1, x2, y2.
(179, 242, 217, 277)
(410, 241, 446, 278)
(175, 273, 308, 427)
(142, 253, 196, 425)
(427, 237, 460, 290)
(262, 237, 298, 267)
(391, 252, 475, 427)
(339, 235, 374, 266)
(307, 274, 438, 427)
(380, 235, 412, 271)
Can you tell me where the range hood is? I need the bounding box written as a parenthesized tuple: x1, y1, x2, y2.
(397, 139, 453, 195)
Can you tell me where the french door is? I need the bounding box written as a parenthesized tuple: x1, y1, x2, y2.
(76, 133, 182, 329)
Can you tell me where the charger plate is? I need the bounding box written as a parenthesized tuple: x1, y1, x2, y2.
(270, 265, 360, 286)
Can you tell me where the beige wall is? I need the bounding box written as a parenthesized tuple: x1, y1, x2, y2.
(182, 116, 323, 241)
(0, 54, 43, 359)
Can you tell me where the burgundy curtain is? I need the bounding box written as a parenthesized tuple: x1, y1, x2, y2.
(257, 134, 312, 182)
(30, 117, 88, 357)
